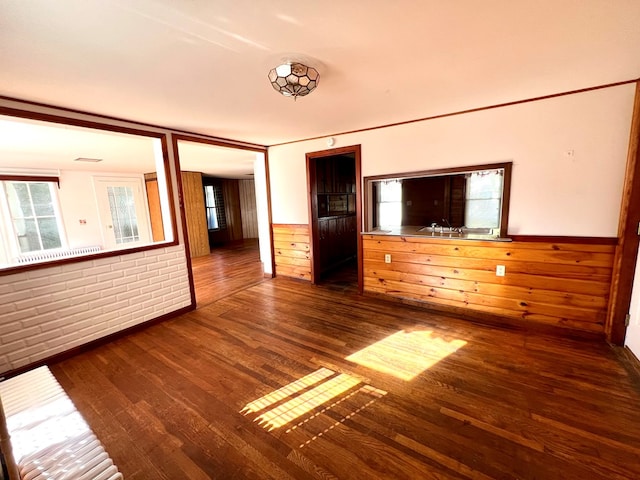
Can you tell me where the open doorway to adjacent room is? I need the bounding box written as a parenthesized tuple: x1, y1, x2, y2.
(174, 136, 273, 307)
(306, 145, 362, 292)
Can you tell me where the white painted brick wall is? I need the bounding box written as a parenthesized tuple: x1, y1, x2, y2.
(0, 244, 191, 375)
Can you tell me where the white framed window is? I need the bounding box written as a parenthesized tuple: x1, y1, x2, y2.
(204, 184, 226, 231)
(0, 179, 66, 255)
(464, 170, 504, 229)
(377, 179, 403, 227)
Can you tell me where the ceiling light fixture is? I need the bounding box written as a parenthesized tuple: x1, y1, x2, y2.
(268, 62, 319, 100)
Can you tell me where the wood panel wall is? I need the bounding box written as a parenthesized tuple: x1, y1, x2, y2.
(144, 174, 164, 242)
(181, 172, 209, 258)
(363, 234, 615, 335)
(273, 224, 311, 281)
(239, 179, 259, 239)
(223, 179, 243, 242)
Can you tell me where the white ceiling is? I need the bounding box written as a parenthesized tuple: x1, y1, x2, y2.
(1, 0, 639, 147)
(0, 115, 257, 178)
(0, 116, 157, 174)
(177, 141, 257, 179)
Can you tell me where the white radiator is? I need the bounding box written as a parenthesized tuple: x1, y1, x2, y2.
(0, 367, 123, 480)
(15, 246, 102, 264)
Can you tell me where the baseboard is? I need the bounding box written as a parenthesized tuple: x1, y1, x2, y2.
(0, 304, 195, 381)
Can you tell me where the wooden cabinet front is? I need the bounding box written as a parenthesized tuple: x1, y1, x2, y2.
(318, 214, 357, 274)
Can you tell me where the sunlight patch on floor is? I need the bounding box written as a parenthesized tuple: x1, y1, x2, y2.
(241, 330, 465, 432)
(240, 368, 387, 434)
(296, 384, 387, 449)
(240, 367, 334, 415)
(252, 373, 361, 431)
(346, 330, 467, 380)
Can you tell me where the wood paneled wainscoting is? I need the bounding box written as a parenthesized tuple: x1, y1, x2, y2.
(363, 234, 616, 336)
(181, 171, 210, 258)
(273, 224, 311, 281)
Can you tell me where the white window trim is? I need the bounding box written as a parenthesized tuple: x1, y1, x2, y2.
(0, 180, 68, 262)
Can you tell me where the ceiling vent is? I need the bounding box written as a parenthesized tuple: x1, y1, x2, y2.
(74, 157, 103, 163)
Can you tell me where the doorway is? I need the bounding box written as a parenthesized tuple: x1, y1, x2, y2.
(306, 145, 362, 292)
(173, 136, 274, 308)
(93, 176, 151, 249)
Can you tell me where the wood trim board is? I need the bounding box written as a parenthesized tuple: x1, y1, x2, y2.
(607, 81, 640, 345)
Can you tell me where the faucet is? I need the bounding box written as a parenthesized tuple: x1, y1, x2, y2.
(441, 219, 465, 234)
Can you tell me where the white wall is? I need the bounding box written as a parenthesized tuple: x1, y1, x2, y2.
(0, 98, 193, 376)
(59, 170, 153, 249)
(626, 249, 640, 357)
(254, 152, 273, 275)
(57, 170, 104, 247)
(269, 84, 635, 237)
(0, 244, 190, 374)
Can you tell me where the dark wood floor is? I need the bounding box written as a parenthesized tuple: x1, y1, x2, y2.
(50, 249, 640, 479)
(319, 258, 358, 293)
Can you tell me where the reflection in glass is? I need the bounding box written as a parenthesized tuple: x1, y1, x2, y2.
(19, 218, 40, 252)
(12, 183, 31, 216)
(39, 217, 62, 249)
(30, 182, 55, 216)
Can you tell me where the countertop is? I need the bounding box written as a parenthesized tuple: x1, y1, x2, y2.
(363, 226, 512, 242)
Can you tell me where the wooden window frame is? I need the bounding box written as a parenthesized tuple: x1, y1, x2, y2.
(364, 161, 512, 238)
(0, 106, 179, 277)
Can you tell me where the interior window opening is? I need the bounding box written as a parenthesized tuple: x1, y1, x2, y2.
(0, 113, 175, 270)
(366, 162, 511, 238)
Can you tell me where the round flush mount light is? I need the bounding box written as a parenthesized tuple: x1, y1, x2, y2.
(268, 62, 319, 100)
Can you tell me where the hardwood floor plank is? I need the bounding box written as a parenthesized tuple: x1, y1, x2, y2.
(192, 239, 266, 308)
(46, 249, 640, 479)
